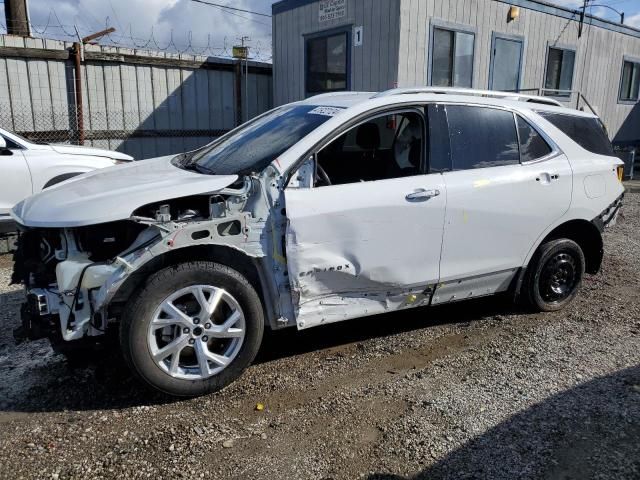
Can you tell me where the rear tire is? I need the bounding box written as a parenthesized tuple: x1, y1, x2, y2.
(120, 261, 264, 397)
(523, 238, 585, 312)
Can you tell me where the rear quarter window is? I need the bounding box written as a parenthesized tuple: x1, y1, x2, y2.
(538, 112, 614, 156)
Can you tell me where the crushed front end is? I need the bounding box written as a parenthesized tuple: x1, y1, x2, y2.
(12, 221, 149, 347)
(10, 171, 294, 355)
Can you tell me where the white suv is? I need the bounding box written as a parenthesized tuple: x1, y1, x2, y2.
(0, 127, 133, 230)
(9, 88, 624, 396)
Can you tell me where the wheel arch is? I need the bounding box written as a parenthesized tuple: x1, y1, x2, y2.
(108, 244, 273, 325)
(529, 219, 603, 275)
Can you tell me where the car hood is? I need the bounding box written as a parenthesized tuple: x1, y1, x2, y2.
(47, 144, 134, 161)
(11, 156, 239, 227)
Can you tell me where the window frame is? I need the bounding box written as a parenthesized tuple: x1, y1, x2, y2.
(311, 107, 428, 187)
(442, 103, 522, 171)
(617, 56, 640, 104)
(488, 32, 526, 92)
(542, 43, 577, 100)
(427, 20, 476, 88)
(430, 103, 562, 171)
(304, 26, 352, 97)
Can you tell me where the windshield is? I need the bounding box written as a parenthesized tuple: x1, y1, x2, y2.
(176, 104, 342, 175)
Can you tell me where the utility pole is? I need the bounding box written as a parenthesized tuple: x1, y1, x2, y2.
(578, 0, 587, 38)
(4, 0, 31, 36)
(232, 36, 250, 125)
(72, 27, 116, 145)
(241, 36, 250, 125)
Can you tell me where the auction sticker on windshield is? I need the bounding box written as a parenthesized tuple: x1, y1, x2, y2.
(308, 106, 344, 117)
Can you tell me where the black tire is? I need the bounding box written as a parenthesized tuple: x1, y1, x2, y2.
(120, 261, 264, 397)
(523, 238, 585, 312)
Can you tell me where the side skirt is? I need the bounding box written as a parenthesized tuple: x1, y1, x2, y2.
(431, 268, 520, 305)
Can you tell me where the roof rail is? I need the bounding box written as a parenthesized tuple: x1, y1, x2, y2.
(372, 87, 564, 107)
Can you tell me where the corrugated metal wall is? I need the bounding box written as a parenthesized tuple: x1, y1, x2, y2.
(272, 0, 401, 105)
(0, 35, 273, 159)
(272, 0, 640, 144)
(398, 0, 640, 143)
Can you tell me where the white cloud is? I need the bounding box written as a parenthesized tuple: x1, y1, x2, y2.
(626, 13, 640, 29)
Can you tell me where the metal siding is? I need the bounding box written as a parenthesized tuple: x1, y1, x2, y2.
(273, 0, 402, 103)
(208, 70, 224, 131)
(194, 69, 210, 130)
(386, 0, 640, 141)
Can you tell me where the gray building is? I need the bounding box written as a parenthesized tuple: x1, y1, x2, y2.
(272, 0, 640, 147)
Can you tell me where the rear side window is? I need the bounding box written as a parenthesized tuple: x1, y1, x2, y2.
(516, 116, 552, 162)
(538, 112, 614, 156)
(446, 105, 519, 170)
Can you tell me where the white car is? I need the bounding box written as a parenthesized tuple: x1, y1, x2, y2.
(9, 88, 624, 397)
(0, 127, 133, 230)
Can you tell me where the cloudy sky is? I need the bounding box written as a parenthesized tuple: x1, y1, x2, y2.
(1, 0, 639, 62)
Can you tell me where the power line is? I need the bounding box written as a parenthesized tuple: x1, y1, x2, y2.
(190, 0, 271, 18)
(201, 3, 271, 27)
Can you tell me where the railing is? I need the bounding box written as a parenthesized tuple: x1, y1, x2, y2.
(514, 88, 599, 116)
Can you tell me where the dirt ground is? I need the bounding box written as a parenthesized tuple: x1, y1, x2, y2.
(0, 194, 638, 480)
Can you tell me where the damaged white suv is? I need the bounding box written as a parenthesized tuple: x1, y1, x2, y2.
(10, 88, 624, 396)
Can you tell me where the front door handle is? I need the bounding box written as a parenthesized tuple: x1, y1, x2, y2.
(536, 173, 559, 184)
(406, 188, 440, 201)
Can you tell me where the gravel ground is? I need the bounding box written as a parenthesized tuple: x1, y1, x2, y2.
(0, 194, 639, 480)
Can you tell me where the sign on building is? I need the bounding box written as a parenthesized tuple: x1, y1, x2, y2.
(319, 0, 346, 22)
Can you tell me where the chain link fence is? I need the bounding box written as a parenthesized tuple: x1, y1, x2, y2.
(0, 101, 237, 156)
(0, 101, 80, 144)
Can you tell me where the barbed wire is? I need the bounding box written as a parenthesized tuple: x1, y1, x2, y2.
(0, 8, 272, 62)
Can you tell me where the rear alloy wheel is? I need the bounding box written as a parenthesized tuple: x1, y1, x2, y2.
(120, 261, 264, 396)
(524, 238, 585, 312)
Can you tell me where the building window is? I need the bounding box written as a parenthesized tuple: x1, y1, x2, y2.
(619, 60, 640, 102)
(306, 30, 349, 95)
(544, 47, 575, 97)
(431, 27, 474, 87)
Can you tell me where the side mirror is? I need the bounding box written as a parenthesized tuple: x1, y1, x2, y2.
(0, 136, 11, 156)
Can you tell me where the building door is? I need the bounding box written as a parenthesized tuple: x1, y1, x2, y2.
(489, 35, 524, 91)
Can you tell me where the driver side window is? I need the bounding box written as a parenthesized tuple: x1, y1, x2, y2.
(315, 110, 425, 186)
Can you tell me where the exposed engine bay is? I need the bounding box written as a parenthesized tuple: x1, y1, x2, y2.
(11, 173, 293, 349)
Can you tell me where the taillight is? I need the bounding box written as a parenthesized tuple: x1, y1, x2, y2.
(616, 165, 624, 182)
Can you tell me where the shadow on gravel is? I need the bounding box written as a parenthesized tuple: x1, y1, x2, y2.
(1, 292, 521, 414)
(367, 365, 640, 480)
(256, 294, 521, 364)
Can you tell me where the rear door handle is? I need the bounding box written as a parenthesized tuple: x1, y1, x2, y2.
(406, 188, 440, 201)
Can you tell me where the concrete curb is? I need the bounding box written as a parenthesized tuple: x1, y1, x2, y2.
(624, 181, 640, 194)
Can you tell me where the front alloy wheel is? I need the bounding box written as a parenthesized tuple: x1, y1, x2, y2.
(121, 261, 264, 397)
(148, 285, 246, 380)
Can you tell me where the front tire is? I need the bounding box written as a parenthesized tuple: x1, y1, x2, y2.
(523, 238, 585, 312)
(120, 261, 264, 397)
